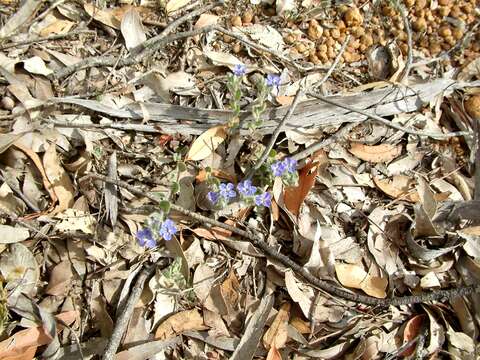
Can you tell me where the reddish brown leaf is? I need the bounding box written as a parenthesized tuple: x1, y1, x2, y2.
(0, 311, 78, 359)
(400, 314, 426, 357)
(284, 153, 328, 216)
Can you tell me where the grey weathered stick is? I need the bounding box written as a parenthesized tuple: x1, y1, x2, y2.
(474, 116, 480, 200)
(0, 29, 94, 50)
(230, 295, 273, 360)
(313, 34, 350, 90)
(82, 174, 480, 307)
(396, 2, 413, 81)
(102, 263, 156, 360)
(309, 93, 470, 139)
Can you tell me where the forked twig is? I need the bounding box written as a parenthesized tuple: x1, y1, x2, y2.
(81, 173, 480, 307)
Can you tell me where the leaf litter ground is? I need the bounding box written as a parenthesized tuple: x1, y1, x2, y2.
(0, 0, 479, 359)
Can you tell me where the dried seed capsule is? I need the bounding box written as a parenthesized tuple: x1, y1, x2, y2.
(231, 15, 242, 27)
(242, 10, 253, 25)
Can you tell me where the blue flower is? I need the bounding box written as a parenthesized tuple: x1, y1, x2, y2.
(271, 161, 287, 177)
(136, 228, 156, 248)
(233, 64, 246, 77)
(266, 74, 281, 88)
(219, 182, 237, 199)
(159, 219, 177, 241)
(237, 180, 257, 196)
(283, 157, 297, 173)
(255, 192, 272, 207)
(207, 191, 219, 204)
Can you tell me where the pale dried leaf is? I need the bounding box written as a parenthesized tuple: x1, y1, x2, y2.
(166, 0, 192, 14)
(155, 309, 208, 340)
(186, 125, 227, 161)
(349, 143, 402, 163)
(121, 8, 147, 50)
(0, 225, 29, 244)
(263, 302, 290, 350)
(23, 56, 53, 76)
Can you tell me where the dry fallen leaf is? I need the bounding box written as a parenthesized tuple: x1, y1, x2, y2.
(263, 302, 290, 350)
(194, 13, 219, 29)
(186, 125, 227, 161)
(349, 143, 402, 163)
(266, 344, 282, 360)
(284, 152, 328, 216)
(373, 175, 419, 202)
(121, 8, 146, 50)
(0, 310, 78, 359)
(166, 0, 192, 14)
(43, 143, 75, 214)
(335, 263, 387, 298)
(155, 309, 208, 340)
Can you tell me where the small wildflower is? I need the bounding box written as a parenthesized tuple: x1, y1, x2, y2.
(219, 182, 237, 200)
(136, 228, 156, 248)
(237, 180, 257, 196)
(159, 219, 177, 241)
(266, 74, 281, 88)
(255, 192, 272, 207)
(283, 157, 297, 173)
(271, 161, 287, 177)
(233, 64, 246, 77)
(207, 191, 219, 204)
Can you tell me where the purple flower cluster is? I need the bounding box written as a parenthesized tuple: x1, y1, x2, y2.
(208, 181, 271, 208)
(255, 192, 272, 207)
(266, 74, 281, 88)
(136, 218, 178, 248)
(136, 228, 155, 248)
(237, 179, 257, 196)
(271, 157, 297, 177)
(208, 182, 236, 205)
(233, 64, 246, 77)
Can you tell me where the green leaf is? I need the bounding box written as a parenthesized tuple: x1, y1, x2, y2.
(177, 161, 187, 172)
(269, 149, 277, 158)
(171, 181, 180, 194)
(158, 200, 171, 214)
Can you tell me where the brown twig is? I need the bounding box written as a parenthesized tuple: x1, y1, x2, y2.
(213, 26, 326, 72)
(102, 261, 161, 360)
(0, 29, 95, 50)
(131, 1, 223, 57)
(396, 2, 413, 81)
(81, 173, 480, 307)
(53, 26, 215, 79)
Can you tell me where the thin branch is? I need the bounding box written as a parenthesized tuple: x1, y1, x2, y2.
(53, 26, 215, 79)
(313, 34, 350, 90)
(0, 29, 95, 50)
(81, 173, 480, 307)
(102, 261, 161, 360)
(291, 122, 357, 165)
(308, 93, 470, 140)
(213, 26, 327, 72)
(49, 120, 163, 133)
(131, 1, 223, 57)
(245, 88, 304, 179)
(397, 3, 413, 81)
